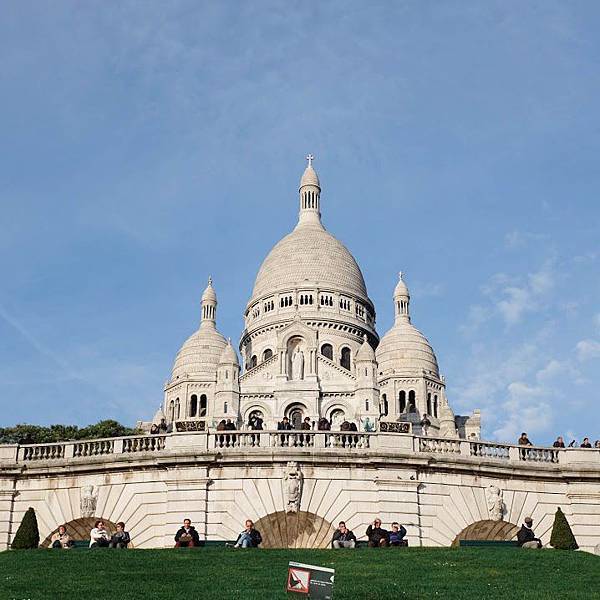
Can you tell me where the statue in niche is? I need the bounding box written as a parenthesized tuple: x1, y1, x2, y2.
(80, 484, 98, 518)
(291, 347, 305, 380)
(284, 461, 303, 513)
(486, 485, 504, 521)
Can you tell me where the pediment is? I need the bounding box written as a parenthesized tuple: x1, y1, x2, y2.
(317, 355, 356, 382)
(277, 316, 318, 349)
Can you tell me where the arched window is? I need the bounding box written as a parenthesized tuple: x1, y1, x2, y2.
(340, 347, 351, 370)
(175, 398, 180, 420)
(321, 343, 333, 360)
(199, 394, 207, 417)
(433, 395, 438, 418)
(190, 394, 198, 418)
(408, 390, 416, 413)
(169, 400, 175, 421)
(399, 391, 406, 413)
(427, 393, 432, 416)
(365, 400, 369, 411)
(249, 355, 257, 369)
(381, 393, 388, 417)
(263, 348, 273, 361)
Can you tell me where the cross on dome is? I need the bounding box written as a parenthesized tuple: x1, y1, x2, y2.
(306, 153, 314, 167)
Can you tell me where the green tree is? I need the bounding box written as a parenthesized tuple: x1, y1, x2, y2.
(550, 507, 579, 550)
(11, 507, 40, 550)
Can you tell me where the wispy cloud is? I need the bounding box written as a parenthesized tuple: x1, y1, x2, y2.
(575, 339, 600, 362)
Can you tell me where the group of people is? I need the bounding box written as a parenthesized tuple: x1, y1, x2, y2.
(174, 518, 263, 549)
(50, 520, 130, 549)
(518, 432, 600, 449)
(150, 418, 169, 435)
(332, 519, 408, 548)
(50, 514, 546, 550)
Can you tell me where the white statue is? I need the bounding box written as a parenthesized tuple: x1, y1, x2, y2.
(291, 347, 304, 380)
(486, 485, 504, 521)
(284, 461, 303, 513)
(80, 484, 98, 518)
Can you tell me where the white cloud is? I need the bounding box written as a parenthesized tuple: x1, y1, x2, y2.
(575, 339, 600, 362)
(504, 230, 547, 250)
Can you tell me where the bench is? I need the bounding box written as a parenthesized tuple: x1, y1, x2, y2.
(459, 540, 519, 548)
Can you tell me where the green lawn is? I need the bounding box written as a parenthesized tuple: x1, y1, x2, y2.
(1, 547, 599, 599)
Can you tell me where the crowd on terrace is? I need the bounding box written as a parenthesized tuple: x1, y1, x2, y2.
(518, 432, 600, 449)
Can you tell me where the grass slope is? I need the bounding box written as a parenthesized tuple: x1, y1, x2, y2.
(1, 547, 599, 599)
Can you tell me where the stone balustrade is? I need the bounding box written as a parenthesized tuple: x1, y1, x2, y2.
(2, 431, 599, 467)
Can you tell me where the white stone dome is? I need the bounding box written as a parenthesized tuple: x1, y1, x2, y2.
(251, 223, 369, 301)
(171, 324, 227, 380)
(376, 321, 439, 377)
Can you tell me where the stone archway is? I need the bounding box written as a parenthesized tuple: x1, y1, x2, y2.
(451, 519, 519, 547)
(40, 517, 122, 548)
(254, 511, 334, 548)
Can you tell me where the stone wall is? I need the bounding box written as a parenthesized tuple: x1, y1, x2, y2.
(1, 432, 599, 552)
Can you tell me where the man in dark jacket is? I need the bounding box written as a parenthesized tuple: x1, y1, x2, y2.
(366, 518, 389, 547)
(278, 417, 293, 430)
(332, 521, 356, 548)
(174, 519, 201, 548)
(517, 517, 542, 548)
(234, 519, 262, 548)
(389, 522, 408, 546)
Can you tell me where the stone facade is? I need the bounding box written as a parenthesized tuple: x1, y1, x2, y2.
(1, 434, 600, 551)
(158, 158, 479, 436)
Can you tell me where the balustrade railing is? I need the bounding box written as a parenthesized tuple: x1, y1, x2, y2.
(419, 437, 461, 454)
(325, 432, 370, 449)
(470, 441, 510, 461)
(73, 439, 114, 457)
(270, 432, 315, 448)
(22, 444, 65, 461)
(519, 446, 559, 464)
(6, 430, 598, 466)
(123, 436, 166, 453)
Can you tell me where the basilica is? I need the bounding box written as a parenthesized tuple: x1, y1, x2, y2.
(155, 157, 480, 439)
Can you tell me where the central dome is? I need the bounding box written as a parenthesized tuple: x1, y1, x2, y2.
(251, 223, 369, 300)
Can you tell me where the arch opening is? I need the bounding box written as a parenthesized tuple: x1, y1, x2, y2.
(253, 511, 334, 548)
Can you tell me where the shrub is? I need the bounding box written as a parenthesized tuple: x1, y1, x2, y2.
(550, 507, 578, 550)
(11, 507, 40, 550)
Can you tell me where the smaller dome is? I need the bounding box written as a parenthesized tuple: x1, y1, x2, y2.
(355, 334, 376, 361)
(219, 338, 239, 365)
(394, 272, 409, 297)
(171, 325, 227, 380)
(376, 321, 439, 377)
(153, 406, 166, 424)
(300, 166, 320, 188)
(202, 277, 217, 303)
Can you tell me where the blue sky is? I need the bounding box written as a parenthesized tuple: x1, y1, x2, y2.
(1, 1, 599, 444)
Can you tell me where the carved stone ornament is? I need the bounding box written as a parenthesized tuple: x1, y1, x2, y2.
(486, 485, 504, 521)
(283, 461, 303, 513)
(175, 420, 206, 432)
(379, 421, 410, 434)
(80, 484, 98, 518)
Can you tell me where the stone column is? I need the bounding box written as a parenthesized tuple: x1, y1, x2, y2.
(373, 475, 422, 546)
(163, 467, 211, 547)
(0, 488, 17, 550)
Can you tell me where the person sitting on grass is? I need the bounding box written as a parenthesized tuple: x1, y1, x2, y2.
(366, 518, 389, 547)
(388, 522, 408, 546)
(517, 517, 542, 549)
(234, 519, 262, 548)
(50, 524, 73, 549)
(175, 518, 200, 548)
(109, 521, 131, 549)
(90, 520, 110, 548)
(331, 521, 356, 548)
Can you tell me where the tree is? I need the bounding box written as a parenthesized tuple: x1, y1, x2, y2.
(550, 507, 579, 550)
(11, 507, 40, 550)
